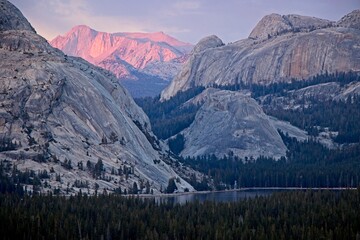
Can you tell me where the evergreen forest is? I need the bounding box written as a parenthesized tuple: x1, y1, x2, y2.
(0, 187, 359, 239)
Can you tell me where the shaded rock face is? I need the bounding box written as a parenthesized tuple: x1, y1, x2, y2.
(0, 0, 194, 194)
(0, 0, 35, 32)
(161, 11, 360, 100)
(179, 90, 287, 159)
(50, 25, 192, 81)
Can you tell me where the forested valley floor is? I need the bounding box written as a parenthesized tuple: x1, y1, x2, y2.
(0, 188, 359, 239)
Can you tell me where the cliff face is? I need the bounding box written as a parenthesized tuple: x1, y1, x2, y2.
(161, 10, 360, 100)
(0, 0, 194, 194)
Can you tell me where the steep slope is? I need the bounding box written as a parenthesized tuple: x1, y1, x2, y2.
(0, 0, 193, 194)
(50, 26, 192, 97)
(161, 11, 360, 100)
(178, 89, 287, 159)
(0, 0, 35, 32)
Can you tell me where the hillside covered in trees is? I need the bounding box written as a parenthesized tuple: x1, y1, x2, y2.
(135, 72, 360, 190)
(180, 133, 360, 190)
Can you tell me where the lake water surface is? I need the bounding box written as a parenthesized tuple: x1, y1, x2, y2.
(140, 188, 350, 205)
(152, 189, 285, 205)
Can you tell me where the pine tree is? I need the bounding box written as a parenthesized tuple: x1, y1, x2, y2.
(166, 178, 177, 193)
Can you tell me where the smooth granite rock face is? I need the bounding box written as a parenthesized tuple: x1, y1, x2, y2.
(161, 11, 360, 100)
(0, 0, 194, 194)
(249, 13, 334, 40)
(179, 89, 287, 159)
(191, 35, 224, 54)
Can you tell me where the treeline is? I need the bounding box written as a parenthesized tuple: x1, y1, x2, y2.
(0, 137, 19, 152)
(168, 134, 185, 155)
(181, 134, 360, 190)
(135, 86, 204, 139)
(215, 71, 359, 98)
(0, 160, 51, 195)
(250, 71, 359, 98)
(0, 189, 359, 239)
(266, 95, 360, 143)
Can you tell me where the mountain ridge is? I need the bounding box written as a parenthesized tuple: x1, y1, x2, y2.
(50, 25, 192, 97)
(161, 10, 360, 100)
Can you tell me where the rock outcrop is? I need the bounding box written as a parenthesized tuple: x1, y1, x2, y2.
(0, 0, 194, 194)
(249, 13, 334, 40)
(161, 11, 360, 100)
(191, 35, 224, 53)
(178, 89, 287, 159)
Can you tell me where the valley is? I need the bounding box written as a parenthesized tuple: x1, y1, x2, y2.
(1, 0, 360, 238)
(1, 0, 359, 196)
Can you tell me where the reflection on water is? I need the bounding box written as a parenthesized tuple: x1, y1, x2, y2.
(152, 189, 279, 205)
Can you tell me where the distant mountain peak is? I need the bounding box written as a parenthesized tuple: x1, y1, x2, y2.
(64, 24, 96, 34)
(53, 24, 97, 39)
(113, 31, 193, 50)
(50, 26, 193, 66)
(50, 25, 193, 97)
(72, 24, 92, 30)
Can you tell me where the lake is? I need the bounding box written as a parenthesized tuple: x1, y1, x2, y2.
(137, 188, 351, 205)
(151, 189, 287, 205)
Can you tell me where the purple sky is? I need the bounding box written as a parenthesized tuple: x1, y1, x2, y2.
(9, 0, 360, 44)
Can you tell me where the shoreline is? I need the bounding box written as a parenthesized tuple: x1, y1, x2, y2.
(128, 187, 357, 198)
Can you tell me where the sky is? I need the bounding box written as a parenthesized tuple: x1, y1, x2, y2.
(9, 0, 360, 44)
